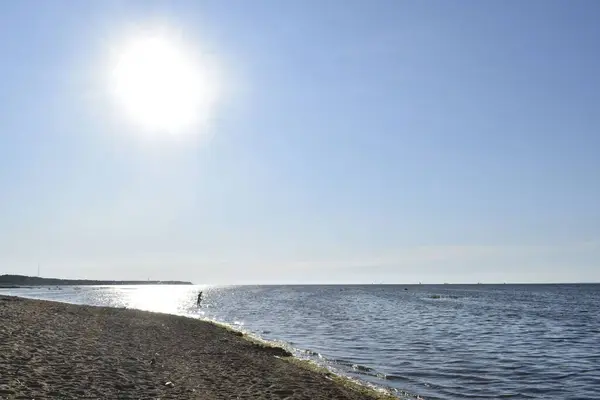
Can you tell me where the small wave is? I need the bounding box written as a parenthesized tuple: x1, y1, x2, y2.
(386, 374, 411, 382)
(331, 358, 355, 367)
(301, 349, 321, 357)
(352, 364, 374, 372)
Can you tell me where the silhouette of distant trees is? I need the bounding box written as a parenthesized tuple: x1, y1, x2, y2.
(0, 274, 192, 287)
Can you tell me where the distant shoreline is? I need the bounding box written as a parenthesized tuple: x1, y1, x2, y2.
(0, 274, 192, 287)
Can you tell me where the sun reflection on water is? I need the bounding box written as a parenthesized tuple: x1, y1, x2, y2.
(113, 285, 205, 315)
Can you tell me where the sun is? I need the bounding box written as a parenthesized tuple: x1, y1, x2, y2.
(112, 35, 218, 133)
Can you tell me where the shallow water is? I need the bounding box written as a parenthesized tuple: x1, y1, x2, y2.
(2, 284, 599, 399)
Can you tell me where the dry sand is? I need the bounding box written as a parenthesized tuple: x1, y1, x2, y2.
(0, 295, 391, 399)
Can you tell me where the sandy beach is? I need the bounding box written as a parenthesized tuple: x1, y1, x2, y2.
(0, 295, 391, 399)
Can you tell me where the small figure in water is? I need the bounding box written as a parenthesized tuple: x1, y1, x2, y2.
(197, 291, 203, 306)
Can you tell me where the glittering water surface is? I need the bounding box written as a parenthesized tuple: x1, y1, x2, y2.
(3, 284, 599, 399)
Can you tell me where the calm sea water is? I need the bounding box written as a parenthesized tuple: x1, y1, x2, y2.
(2, 284, 599, 399)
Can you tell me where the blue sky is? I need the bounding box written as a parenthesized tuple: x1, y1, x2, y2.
(1, 0, 599, 283)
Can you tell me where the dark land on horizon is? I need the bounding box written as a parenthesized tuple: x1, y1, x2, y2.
(0, 274, 192, 288)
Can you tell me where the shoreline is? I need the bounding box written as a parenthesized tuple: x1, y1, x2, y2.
(0, 295, 397, 399)
(0, 274, 193, 286)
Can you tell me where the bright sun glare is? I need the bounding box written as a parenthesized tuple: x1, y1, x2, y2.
(112, 35, 218, 133)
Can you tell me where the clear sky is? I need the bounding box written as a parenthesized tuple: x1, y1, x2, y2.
(1, 0, 599, 284)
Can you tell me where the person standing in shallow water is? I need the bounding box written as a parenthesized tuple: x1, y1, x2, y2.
(197, 291, 203, 306)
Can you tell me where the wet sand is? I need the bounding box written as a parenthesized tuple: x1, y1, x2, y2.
(0, 295, 390, 399)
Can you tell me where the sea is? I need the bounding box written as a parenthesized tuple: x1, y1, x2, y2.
(1, 284, 599, 399)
